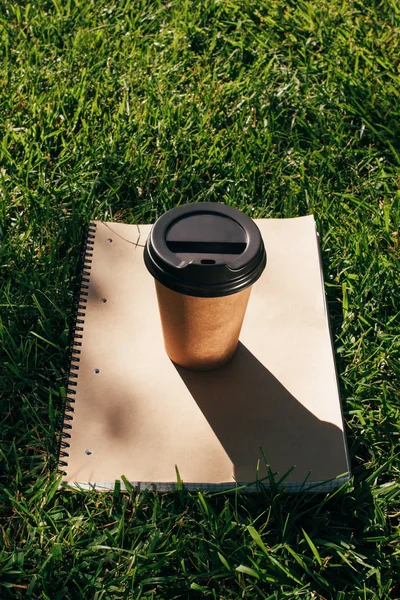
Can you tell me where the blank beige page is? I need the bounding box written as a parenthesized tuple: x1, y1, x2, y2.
(60, 216, 350, 491)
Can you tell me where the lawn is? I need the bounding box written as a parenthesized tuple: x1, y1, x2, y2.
(1, 0, 399, 597)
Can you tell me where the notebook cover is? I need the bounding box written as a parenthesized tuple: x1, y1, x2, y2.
(58, 216, 350, 492)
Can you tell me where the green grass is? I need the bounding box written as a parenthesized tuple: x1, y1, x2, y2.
(1, 0, 400, 597)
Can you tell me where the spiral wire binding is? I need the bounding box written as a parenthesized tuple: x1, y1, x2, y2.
(57, 222, 97, 476)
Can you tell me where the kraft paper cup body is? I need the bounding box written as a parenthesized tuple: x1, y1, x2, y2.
(144, 202, 266, 371)
(155, 281, 252, 371)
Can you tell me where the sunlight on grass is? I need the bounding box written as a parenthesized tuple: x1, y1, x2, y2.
(0, 0, 399, 597)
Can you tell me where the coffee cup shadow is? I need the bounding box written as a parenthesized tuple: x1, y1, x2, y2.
(174, 342, 347, 485)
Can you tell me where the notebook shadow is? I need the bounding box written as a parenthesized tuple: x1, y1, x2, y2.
(174, 342, 347, 485)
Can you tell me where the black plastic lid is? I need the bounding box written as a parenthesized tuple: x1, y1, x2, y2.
(144, 203, 266, 298)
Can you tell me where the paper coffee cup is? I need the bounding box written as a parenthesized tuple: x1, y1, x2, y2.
(144, 203, 266, 370)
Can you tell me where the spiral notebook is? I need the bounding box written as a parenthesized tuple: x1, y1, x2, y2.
(58, 216, 350, 492)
